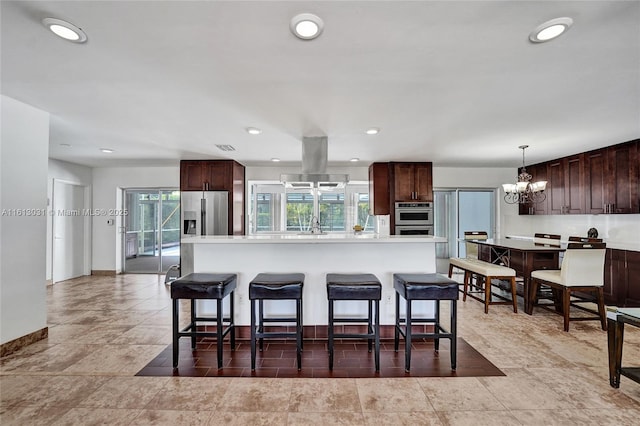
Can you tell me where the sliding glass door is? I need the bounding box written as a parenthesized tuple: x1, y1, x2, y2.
(434, 189, 495, 273)
(124, 189, 180, 273)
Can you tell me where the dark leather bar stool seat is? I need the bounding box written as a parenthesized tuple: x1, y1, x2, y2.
(393, 273, 458, 371)
(171, 273, 237, 369)
(249, 273, 305, 371)
(326, 273, 382, 372)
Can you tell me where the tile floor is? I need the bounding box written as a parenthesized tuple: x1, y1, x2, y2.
(1, 273, 639, 425)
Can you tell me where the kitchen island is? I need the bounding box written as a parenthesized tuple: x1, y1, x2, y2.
(181, 234, 447, 327)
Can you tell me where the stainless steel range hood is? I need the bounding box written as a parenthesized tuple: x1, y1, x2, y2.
(280, 136, 349, 189)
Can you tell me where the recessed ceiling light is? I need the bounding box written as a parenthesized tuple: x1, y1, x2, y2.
(100, 148, 114, 153)
(60, 143, 72, 147)
(246, 127, 262, 135)
(290, 13, 324, 40)
(529, 17, 573, 43)
(365, 128, 380, 135)
(350, 158, 360, 162)
(271, 158, 281, 162)
(42, 18, 87, 43)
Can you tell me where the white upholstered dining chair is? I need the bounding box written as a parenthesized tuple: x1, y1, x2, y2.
(530, 242, 607, 332)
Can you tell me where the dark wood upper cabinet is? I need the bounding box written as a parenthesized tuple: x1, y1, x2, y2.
(547, 159, 566, 215)
(180, 161, 206, 191)
(180, 160, 246, 235)
(607, 141, 639, 214)
(204, 161, 232, 191)
(392, 162, 433, 202)
(180, 160, 238, 192)
(564, 154, 584, 214)
(546, 154, 584, 215)
(368, 162, 390, 215)
(585, 141, 638, 214)
(520, 139, 638, 216)
(584, 148, 608, 214)
(368, 162, 434, 232)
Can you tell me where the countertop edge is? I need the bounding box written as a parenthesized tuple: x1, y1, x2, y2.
(181, 235, 447, 244)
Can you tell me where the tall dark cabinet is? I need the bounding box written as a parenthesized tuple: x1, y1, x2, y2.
(368, 161, 433, 234)
(180, 160, 246, 235)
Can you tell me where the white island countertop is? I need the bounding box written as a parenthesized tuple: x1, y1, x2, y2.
(182, 234, 447, 244)
(181, 233, 446, 326)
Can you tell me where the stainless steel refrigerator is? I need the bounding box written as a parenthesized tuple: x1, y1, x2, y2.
(180, 191, 229, 237)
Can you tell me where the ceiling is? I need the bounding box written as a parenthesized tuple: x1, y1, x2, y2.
(2, 1, 639, 168)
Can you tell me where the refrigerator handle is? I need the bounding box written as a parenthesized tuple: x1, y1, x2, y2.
(201, 197, 206, 235)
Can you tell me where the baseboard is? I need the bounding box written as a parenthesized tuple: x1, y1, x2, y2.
(46, 279, 53, 286)
(1, 327, 48, 357)
(91, 270, 117, 276)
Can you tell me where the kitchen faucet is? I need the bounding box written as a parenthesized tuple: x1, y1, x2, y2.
(310, 216, 322, 234)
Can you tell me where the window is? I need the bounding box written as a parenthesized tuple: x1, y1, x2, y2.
(286, 191, 315, 232)
(249, 181, 373, 234)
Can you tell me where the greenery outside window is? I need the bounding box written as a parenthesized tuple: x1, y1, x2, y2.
(249, 182, 373, 234)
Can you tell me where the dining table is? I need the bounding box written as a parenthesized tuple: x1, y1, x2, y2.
(469, 238, 566, 314)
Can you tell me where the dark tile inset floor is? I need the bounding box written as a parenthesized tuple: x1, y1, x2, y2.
(136, 338, 505, 378)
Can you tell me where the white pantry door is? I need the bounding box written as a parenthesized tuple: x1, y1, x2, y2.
(52, 180, 86, 283)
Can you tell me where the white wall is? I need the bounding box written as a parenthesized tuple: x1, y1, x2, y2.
(91, 166, 179, 272)
(0, 96, 49, 344)
(46, 159, 92, 280)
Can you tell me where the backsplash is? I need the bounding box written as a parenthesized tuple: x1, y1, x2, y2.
(503, 213, 640, 248)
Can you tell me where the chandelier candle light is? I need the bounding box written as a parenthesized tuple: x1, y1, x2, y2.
(503, 145, 547, 204)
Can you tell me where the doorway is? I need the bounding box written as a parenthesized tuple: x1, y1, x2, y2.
(123, 189, 180, 273)
(434, 189, 496, 273)
(52, 179, 90, 283)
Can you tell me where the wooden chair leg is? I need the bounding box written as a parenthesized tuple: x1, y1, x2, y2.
(510, 277, 518, 313)
(529, 279, 539, 314)
(463, 271, 470, 302)
(563, 287, 571, 332)
(596, 287, 607, 331)
(484, 275, 491, 314)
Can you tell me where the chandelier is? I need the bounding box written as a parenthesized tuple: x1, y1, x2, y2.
(502, 145, 547, 204)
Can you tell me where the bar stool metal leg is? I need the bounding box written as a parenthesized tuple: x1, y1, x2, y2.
(296, 298, 302, 370)
(172, 298, 179, 368)
(190, 299, 197, 349)
(394, 292, 400, 352)
(405, 297, 412, 372)
(451, 299, 457, 370)
(328, 299, 334, 369)
(216, 298, 223, 369)
(251, 298, 257, 371)
(374, 299, 380, 372)
(368, 300, 373, 352)
(230, 291, 236, 351)
(258, 299, 264, 351)
(434, 300, 441, 351)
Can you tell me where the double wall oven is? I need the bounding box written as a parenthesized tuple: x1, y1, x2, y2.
(394, 201, 434, 235)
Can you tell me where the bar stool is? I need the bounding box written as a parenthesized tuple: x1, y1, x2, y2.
(171, 273, 236, 369)
(249, 273, 305, 371)
(326, 273, 382, 372)
(393, 273, 458, 371)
